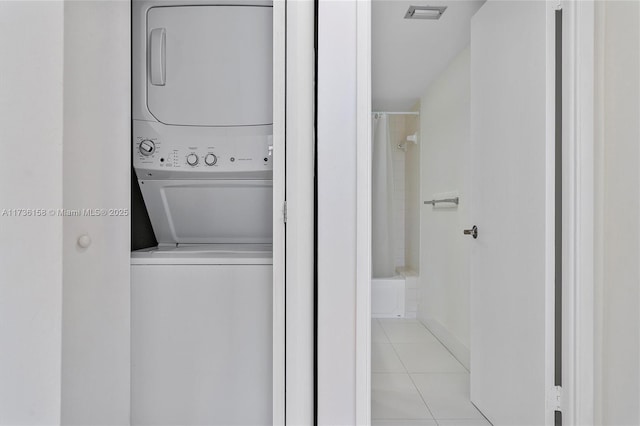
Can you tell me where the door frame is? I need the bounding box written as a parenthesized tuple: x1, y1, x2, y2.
(560, 2, 596, 424)
(355, 0, 372, 424)
(273, 0, 285, 423)
(354, 1, 595, 424)
(276, 0, 316, 425)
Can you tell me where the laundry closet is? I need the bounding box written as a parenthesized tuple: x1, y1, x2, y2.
(130, 1, 275, 424)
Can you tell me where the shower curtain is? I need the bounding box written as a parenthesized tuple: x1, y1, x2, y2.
(372, 113, 396, 278)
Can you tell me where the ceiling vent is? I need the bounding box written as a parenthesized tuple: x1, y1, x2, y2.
(404, 5, 447, 20)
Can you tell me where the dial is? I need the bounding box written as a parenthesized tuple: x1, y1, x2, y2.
(204, 153, 217, 166)
(186, 153, 199, 166)
(139, 139, 155, 156)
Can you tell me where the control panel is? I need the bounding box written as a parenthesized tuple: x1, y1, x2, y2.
(133, 120, 273, 180)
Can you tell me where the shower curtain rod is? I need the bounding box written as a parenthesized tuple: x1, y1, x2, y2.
(372, 111, 420, 115)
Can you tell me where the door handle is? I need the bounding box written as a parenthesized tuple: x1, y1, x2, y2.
(77, 234, 92, 249)
(149, 28, 166, 86)
(463, 225, 478, 239)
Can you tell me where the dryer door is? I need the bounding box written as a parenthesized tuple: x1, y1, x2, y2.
(146, 5, 273, 127)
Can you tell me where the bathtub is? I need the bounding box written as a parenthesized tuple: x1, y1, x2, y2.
(372, 268, 418, 318)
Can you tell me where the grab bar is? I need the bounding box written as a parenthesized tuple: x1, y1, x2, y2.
(424, 197, 459, 206)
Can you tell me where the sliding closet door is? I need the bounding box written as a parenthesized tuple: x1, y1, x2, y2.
(62, 2, 131, 424)
(0, 3, 64, 423)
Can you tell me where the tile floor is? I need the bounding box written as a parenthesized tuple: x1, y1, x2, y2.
(372, 318, 491, 426)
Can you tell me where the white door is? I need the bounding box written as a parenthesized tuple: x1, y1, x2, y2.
(469, 1, 556, 425)
(147, 5, 273, 127)
(61, 2, 131, 423)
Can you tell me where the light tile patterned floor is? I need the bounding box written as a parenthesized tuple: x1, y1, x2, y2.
(372, 318, 492, 426)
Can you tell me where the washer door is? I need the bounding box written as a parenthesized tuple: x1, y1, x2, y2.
(146, 5, 273, 127)
(140, 179, 273, 244)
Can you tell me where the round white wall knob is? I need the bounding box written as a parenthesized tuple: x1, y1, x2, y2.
(77, 234, 92, 248)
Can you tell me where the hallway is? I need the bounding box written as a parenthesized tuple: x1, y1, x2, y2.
(372, 319, 490, 426)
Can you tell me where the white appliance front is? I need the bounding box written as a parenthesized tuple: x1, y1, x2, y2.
(139, 179, 273, 244)
(132, 1, 274, 245)
(131, 243, 273, 264)
(131, 3, 275, 425)
(133, 120, 273, 181)
(131, 251, 273, 425)
(146, 5, 273, 127)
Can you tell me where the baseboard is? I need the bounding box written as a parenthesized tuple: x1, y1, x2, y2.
(419, 316, 470, 371)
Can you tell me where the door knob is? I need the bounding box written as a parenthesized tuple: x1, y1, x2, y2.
(463, 225, 478, 239)
(77, 234, 92, 248)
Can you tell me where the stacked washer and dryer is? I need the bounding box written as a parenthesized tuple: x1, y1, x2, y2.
(131, 1, 273, 424)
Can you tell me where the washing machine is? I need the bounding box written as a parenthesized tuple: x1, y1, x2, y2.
(131, 1, 273, 424)
(130, 245, 272, 425)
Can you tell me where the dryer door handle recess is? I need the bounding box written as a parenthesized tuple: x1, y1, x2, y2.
(150, 28, 166, 86)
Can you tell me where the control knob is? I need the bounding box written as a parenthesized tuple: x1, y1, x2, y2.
(139, 140, 155, 156)
(186, 153, 199, 166)
(204, 153, 217, 166)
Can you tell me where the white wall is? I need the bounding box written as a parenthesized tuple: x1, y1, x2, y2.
(595, 1, 640, 424)
(318, 1, 358, 424)
(0, 2, 64, 424)
(61, 2, 131, 424)
(417, 47, 471, 367)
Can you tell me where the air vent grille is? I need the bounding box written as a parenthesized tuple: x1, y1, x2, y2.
(404, 5, 447, 20)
